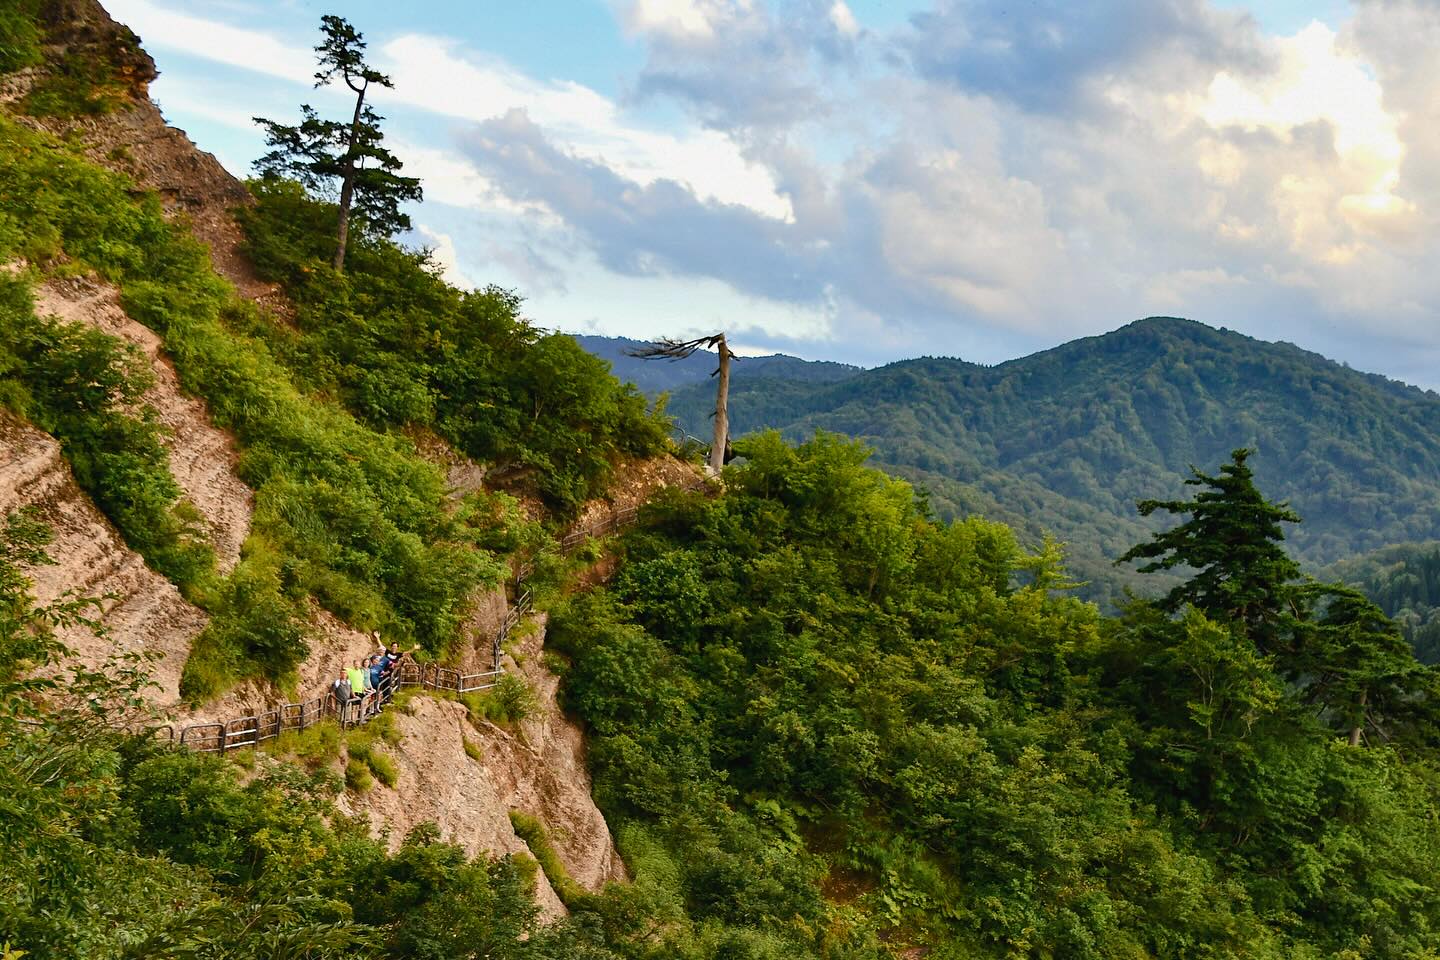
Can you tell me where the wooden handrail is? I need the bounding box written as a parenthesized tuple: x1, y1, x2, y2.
(174, 473, 709, 752)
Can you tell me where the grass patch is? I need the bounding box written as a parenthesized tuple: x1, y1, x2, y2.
(344, 758, 373, 793)
(460, 673, 537, 728)
(508, 810, 584, 906)
(346, 714, 401, 788)
(462, 737, 484, 763)
(263, 719, 342, 771)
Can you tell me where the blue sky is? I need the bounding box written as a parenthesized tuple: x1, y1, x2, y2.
(105, 0, 1440, 389)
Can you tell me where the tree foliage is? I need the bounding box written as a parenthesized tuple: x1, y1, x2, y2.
(1118, 448, 1302, 643)
(253, 15, 420, 270)
(544, 432, 1440, 958)
(236, 178, 670, 513)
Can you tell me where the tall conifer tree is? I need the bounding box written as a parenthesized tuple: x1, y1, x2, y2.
(253, 15, 421, 272)
(1118, 448, 1301, 646)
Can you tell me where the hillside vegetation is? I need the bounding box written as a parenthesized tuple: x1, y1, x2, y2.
(547, 434, 1440, 958)
(1325, 542, 1440, 663)
(665, 318, 1440, 605)
(0, 61, 664, 701)
(6, 4, 1440, 959)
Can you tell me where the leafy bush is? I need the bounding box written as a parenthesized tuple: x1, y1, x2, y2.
(264, 719, 342, 771)
(461, 672, 537, 728)
(0, 116, 505, 693)
(236, 178, 672, 514)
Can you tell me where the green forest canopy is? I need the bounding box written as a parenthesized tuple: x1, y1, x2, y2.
(657, 318, 1440, 608)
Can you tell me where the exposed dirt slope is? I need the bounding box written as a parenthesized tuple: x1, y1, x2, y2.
(12, 0, 285, 312)
(0, 413, 204, 704)
(341, 613, 626, 919)
(32, 273, 253, 572)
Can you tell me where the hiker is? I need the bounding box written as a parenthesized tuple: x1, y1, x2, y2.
(368, 653, 388, 700)
(377, 636, 417, 672)
(331, 674, 353, 723)
(346, 658, 372, 720)
(375, 637, 417, 702)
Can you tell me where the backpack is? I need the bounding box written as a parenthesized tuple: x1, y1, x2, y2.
(332, 677, 352, 702)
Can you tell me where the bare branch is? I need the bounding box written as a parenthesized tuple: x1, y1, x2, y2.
(626, 334, 729, 363)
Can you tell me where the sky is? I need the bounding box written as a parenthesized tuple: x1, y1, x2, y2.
(102, 0, 1440, 389)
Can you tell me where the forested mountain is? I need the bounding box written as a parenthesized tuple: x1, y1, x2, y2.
(8, 3, 1440, 959)
(666, 318, 1440, 604)
(577, 335, 859, 396)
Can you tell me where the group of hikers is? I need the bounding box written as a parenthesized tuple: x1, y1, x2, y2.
(331, 635, 417, 725)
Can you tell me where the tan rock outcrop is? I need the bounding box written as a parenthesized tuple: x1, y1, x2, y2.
(0, 414, 205, 705)
(31, 273, 253, 572)
(342, 614, 627, 918)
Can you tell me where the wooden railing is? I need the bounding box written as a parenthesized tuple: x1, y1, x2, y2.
(175, 473, 709, 753)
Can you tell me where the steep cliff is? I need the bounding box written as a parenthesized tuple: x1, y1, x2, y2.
(0, 413, 203, 704)
(1, 0, 648, 913)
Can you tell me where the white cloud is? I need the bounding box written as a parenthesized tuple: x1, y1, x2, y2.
(107, 0, 792, 222)
(377, 34, 794, 220)
(829, 2, 859, 37)
(625, 0, 725, 38)
(415, 225, 475, 289)
(1198, 22, 1414, 245)
(105, 0, 314, 81)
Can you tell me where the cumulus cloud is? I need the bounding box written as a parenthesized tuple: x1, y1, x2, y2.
(415, 226, 475, 289)
(104, 0, 1440, 385)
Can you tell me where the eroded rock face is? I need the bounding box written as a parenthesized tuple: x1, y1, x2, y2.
(497, 614, 629, 892)
(31, 274, 253, 572)
(0, 414, 205, 705)
(342, 614, 627, 918)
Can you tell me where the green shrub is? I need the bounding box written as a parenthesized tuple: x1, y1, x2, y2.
(461, 673, 537, 728)
(236, 178, 672, 514)
(264, 719, 342, 771)
(344, 758, 373, 793)
(508, 810, 584, 906)
(0, 0, 41, 75)
(365, 749, 398, 788)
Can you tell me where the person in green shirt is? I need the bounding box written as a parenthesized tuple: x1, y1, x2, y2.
(345, 659, 370, 723)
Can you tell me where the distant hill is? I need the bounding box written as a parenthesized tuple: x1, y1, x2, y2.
(666, 317, 1440, 606)
(575, 335, 860, 396)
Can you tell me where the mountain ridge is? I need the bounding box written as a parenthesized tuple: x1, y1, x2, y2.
(661, 315, 1440, 603)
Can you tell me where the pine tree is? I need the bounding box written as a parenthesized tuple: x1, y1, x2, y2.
(1291, 582, 1431, 746)
(1118, 448, 1301, 646)
(253, 15, 421, 272)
